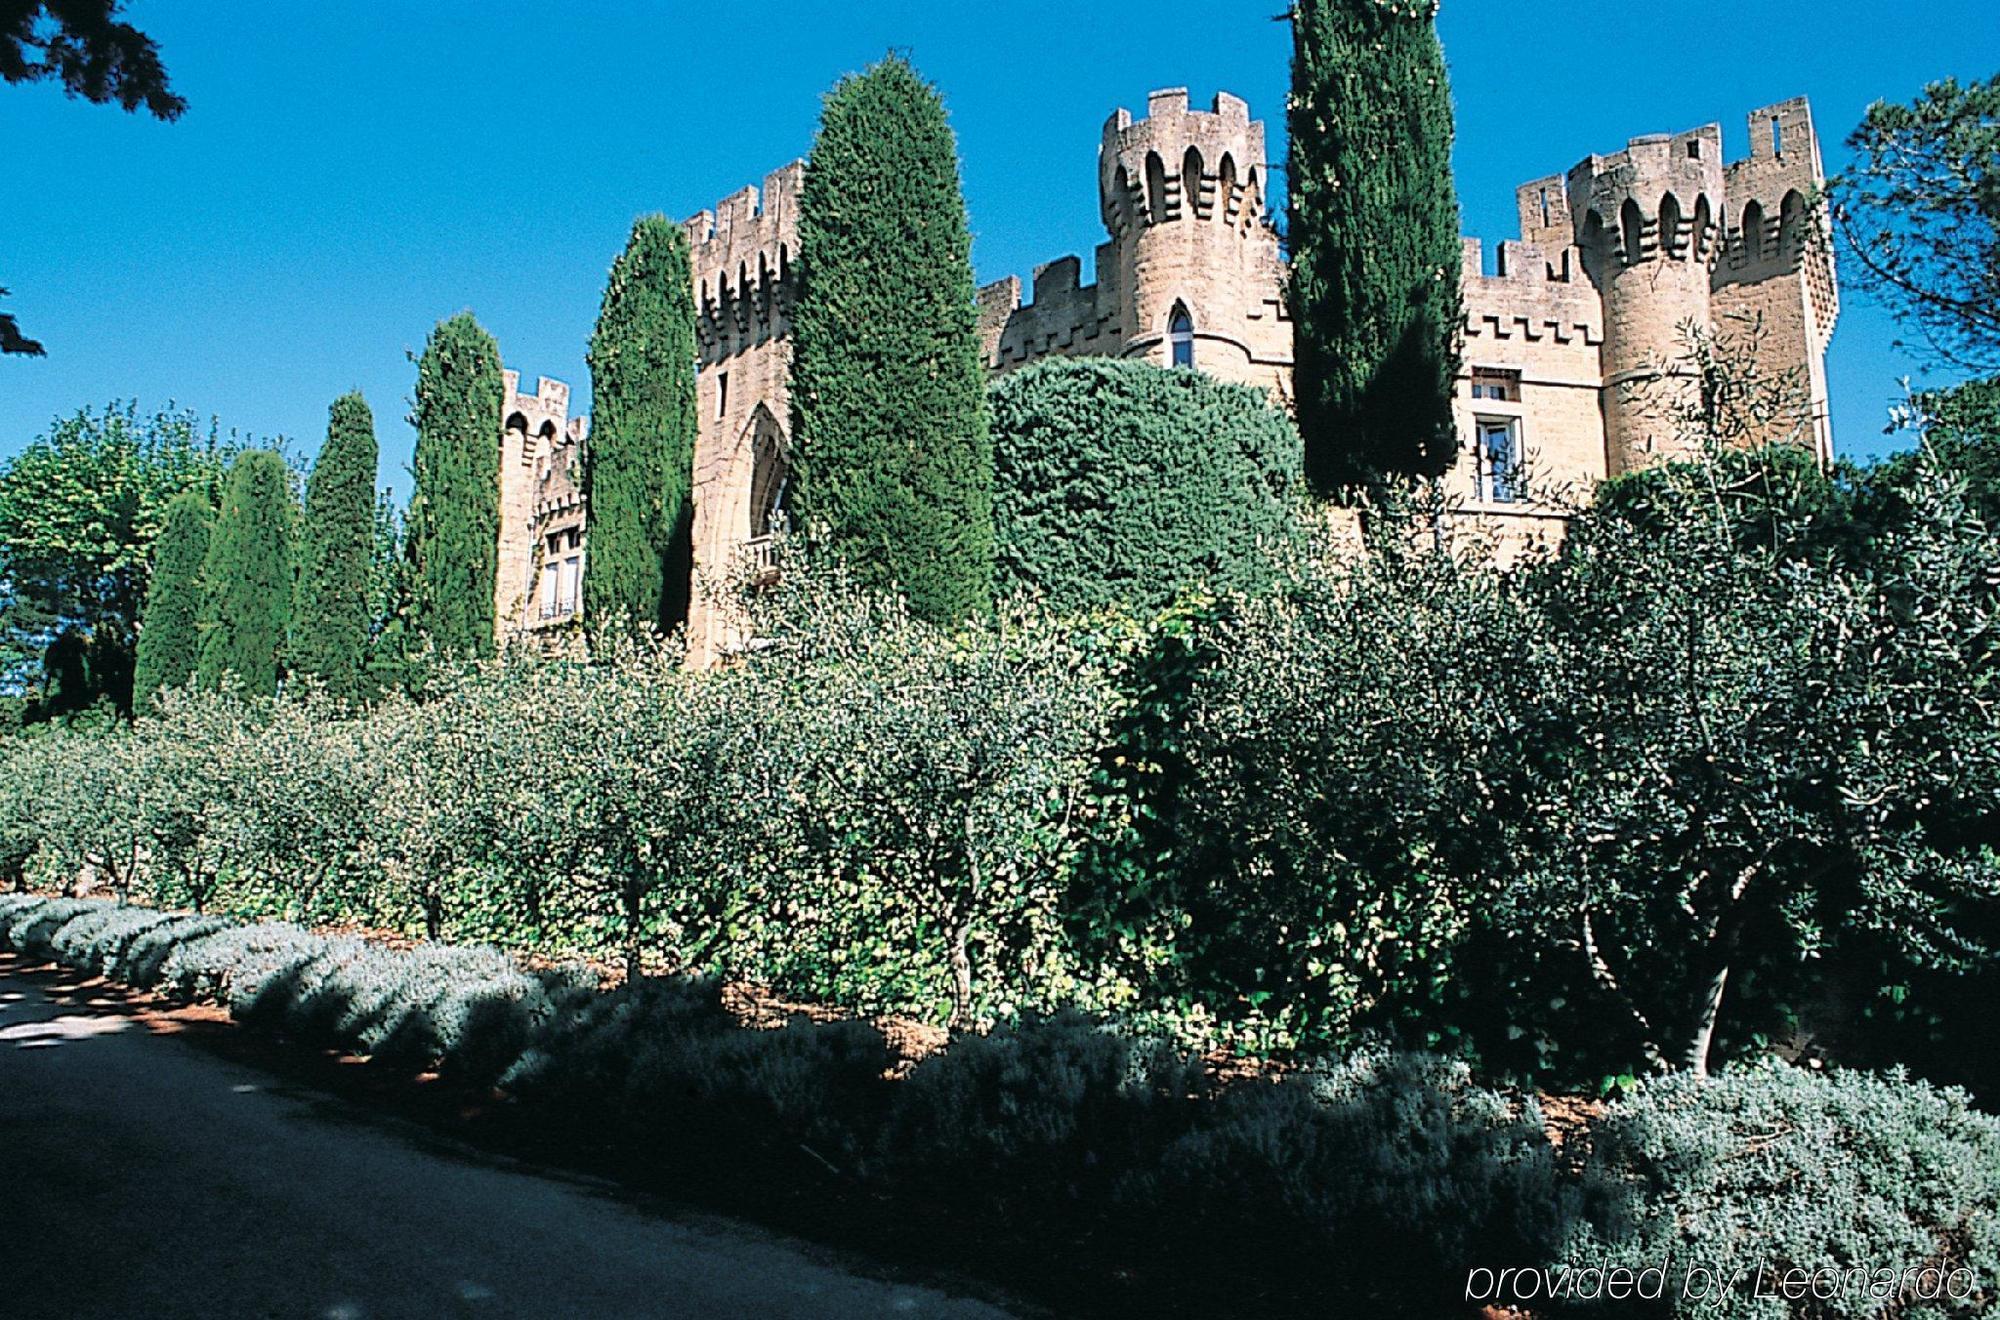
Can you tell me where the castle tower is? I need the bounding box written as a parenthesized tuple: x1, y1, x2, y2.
(1569, 124, 1727, 475)
(684, 162, 804, 665)
(1713, 98, 1840, 463)
(495, 371, 587, 637)
(1097, 89, 1290, 392)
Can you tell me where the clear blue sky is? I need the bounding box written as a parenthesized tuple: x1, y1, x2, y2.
(3, 1, 1995, 495)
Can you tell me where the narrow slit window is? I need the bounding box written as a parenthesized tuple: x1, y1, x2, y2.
(1169, 304, 1194, 368)
(715, 372, 729, 419)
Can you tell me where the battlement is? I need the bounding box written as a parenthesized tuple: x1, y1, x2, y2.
(684, 161, 804, 283)
(685, 161, 804, 363)
(977, 252, 1119, 370)
(502, 370, 571, 419)
(1099, 87, 1270, 235)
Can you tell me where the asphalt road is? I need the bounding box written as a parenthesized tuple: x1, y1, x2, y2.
(0, 960, 1018, 1320)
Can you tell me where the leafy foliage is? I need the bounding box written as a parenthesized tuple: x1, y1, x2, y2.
(196, 449, 294, 696)
(583, 215, 700, 636)
(1833, 75, 2000, 373)
(291, 393, 379, 700)
(131, 489, 211, 707)
(0, 0, 183, 118)
(1288, 0, 1463, 492)
(790, 54, 995, 623)
(988, 357, 1303, 614)
(0, 403, 237, 713)
(408, 312, 503, 659)
(1554, 1063, 2000, 1318)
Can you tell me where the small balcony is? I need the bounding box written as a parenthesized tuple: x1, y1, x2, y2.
(744, 534, 782, 586)
(537, 597, 580, 623)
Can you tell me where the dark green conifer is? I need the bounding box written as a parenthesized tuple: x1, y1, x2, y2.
(1289, 0, 1463, 493)
(408, 312, 503, 657)
(584, 215, 699, 635)
(196, 449, 293, 695)
(132, 489, 211, 706)
(789, 54, 994, 622)
(292, 392, 378, 697)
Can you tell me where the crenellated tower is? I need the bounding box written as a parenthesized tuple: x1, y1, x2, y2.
(1098, 89, 1289, 391)
(496, 370, 589, 637)
(1569, 124, 1728, 475)
(1713, 98, 1840, 464)
(975, 88, 1290, 392)
(683, 162, 803, 664)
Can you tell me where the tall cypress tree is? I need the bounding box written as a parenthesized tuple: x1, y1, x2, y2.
(1289, 0, 1463, 494)
(132, 489, 211, 707)
(584, 215, 699, 635)
(408, 312, 503, 658)
(196, 449, 293, 695)
(292, 392, 378, 698)
(790, 54, 994, 623)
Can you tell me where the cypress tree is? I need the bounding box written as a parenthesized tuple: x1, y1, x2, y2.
(790, 54, 994, 622)
(292, 392, 378, 698)
(583, 215, 699, 635)
(408, 312, 503, 658)
(1289, 0, 1463, 494)
(132, 489, 211, 706)
(196, 449, 294, 695)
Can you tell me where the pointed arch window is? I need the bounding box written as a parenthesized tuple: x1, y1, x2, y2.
(1146, 152, 1170, 226)
(1659, 193, 1684, 260)
(1169, 303, 1195, 368)
(1620, 198, 1646, 266)
(1740, 200, 1766, 263)
(748, 409, 790, 539)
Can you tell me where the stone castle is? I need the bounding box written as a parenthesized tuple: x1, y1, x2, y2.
(491, 88, 1838, 657)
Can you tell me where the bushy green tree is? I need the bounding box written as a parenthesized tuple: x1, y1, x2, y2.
(0, 403, 236, 712)
(291, 393, 378, 698)
(196, 450, 294, 696)
(132, 490, 212, 706)
(1071, 533, 1538, 1055)
(1833, 74, 2000, 373)
(990, 358, 1303, 614)
(584, 215, 699, 636)
(789, 54, 994, 623)
(1288, 0, 1463, 493)
(408, 312, 503, 658)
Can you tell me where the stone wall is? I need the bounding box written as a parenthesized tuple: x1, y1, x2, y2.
(493, 90, 1840, 654)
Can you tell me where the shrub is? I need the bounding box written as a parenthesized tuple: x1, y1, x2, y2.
(1553, 1062, 2000, 1318)
(1127, 1047, 1580, 1317)
(881, 1010, 1207, 1205)
(990, 357, 1303, 614)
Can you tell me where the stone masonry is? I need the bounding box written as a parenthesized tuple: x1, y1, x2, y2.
(493, 89, 1839, 652)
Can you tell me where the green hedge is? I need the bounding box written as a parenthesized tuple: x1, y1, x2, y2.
(7, 893, 1992, 1320)
(989, 357, 1302, 614)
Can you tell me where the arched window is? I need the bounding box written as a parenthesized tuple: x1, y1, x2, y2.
(748, 409, 789, 539)
(1658, 192, 1684, 260)
(1740, 200, 1766, 263)
(1146, 151, 1170, 225)
(535, 420, 556, 463)
(1109, 164, 1133, 232)
(1217, 153, 1238, 224)
(1620, 198, 1646, 266)
(506, 411, 530, 464)
(1692, 194, 1713, 261)
(1168, 303, 1195, 368)
(1183, 146, 1206, 219)
(1779, 190, 1807, 260)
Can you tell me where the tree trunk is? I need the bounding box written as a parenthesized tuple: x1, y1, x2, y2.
(1685, 960, 1732, 1078)
(623, 883, 644, 986)
(947, 922, 974, 1032)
